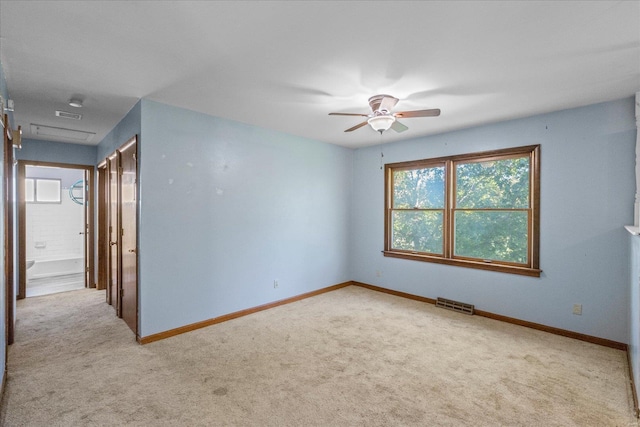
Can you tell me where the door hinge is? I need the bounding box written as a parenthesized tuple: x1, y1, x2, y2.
(120, 289, 124, 297)
(119, 167, 123, 175)
(121, 228, 124, 236)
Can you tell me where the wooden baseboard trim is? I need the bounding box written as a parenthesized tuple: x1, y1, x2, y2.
(352, 282, 436, 305)
(352, 281, 627, 351)
(139, 281, 353, 344)
(474, 309, 627, 351)
(139, 280, 628, 352)
(627, 348, 640, 418)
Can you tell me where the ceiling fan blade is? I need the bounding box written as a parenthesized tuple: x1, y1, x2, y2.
(394, 108, 441, 118)
(329, 112, 369, 117)
(391, 120, 408, 133)
(344, 121, 369, 132)
(378, 95, 399, 112)
(369, 94, 398, 112)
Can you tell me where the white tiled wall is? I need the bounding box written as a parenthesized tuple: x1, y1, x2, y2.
(26, 188, 84, 261)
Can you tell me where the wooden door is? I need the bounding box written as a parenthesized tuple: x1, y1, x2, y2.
(82, 170, 90, 288)
(86, 169, 95, 288)
(108, 153, 120, 313)
(119, 138, 137, 335)
(3, 115, 14, 344)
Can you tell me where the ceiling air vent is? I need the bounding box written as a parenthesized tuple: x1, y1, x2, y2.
(30, 124, 95, 143)
(55, 110, 82, 120)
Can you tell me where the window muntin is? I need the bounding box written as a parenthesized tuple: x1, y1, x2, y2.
(384, 145, 540, 277)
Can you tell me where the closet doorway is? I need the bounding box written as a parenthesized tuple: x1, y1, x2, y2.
(17, 161, 95, 299)
(98, 136, 138, 336)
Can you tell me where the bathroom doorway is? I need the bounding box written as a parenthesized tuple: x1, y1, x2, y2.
(17, 161, 95, 299)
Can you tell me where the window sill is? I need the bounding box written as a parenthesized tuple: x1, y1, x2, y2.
(382, 251, 542, 277)
(625, 225, 640, 235)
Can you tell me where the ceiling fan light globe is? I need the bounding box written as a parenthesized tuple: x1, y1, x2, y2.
(367, 115, 396, 132)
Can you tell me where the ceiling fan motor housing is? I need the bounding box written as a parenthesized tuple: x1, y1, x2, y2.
(368, 94, 399, 114)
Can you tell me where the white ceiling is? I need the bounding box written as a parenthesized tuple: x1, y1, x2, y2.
(0, 1, 638, 149)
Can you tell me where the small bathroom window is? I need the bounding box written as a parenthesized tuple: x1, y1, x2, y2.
(25, 178, 61, 203)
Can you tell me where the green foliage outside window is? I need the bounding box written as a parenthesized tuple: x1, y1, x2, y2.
(393, 167, 444, 209)
(454, 210, 528, 263)
(391, 167, 444, 254)
(392, 210, 443, 254)
(454, 157, 529, 263)
(455, 158, 529, 209)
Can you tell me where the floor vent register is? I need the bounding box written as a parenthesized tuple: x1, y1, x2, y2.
(435, 297, 475, 315)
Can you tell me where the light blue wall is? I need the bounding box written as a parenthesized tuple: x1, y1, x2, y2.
(137, 100, 353, 337)
(352, 97, 636, 343)
(96, 100, 141, 163)
(16, 139, 97, 165)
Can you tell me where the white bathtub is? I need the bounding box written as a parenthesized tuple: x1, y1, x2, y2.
(28, 256, 84, 279)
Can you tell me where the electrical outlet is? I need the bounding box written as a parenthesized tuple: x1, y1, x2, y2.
(572, 304, 582, 315)
(273, 280, 278, 289)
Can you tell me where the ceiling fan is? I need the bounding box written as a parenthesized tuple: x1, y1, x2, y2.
(329, 94, 440, 134)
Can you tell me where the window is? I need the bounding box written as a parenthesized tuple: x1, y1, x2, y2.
(25, 178, 62, 203)
(384, 145, 540, 277)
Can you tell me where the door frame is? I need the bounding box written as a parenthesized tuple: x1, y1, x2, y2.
(17, 160, 95, 299)
(3, 115, 15, 345)
(97, 160, 108, 293)
(106, 152, 119, 313)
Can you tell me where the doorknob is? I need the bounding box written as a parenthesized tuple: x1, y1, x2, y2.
(128, 249, 136, 253)
(110, 241, 117, 246)
(79, 232, 85, 235)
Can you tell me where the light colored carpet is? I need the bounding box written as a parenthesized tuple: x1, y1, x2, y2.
(0, 285, 637, 426)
